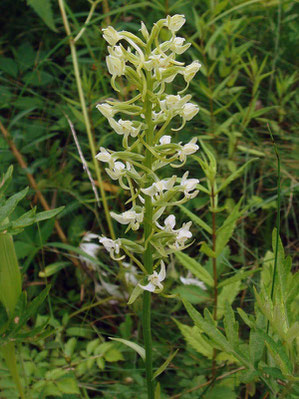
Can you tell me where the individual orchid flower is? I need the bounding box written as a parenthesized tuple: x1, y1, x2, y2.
(141, 176, 176, 200)
(181, 103, 199, 121)
(109, 118, 142, 138)
(105, 161, 126, 180)
(96, 103, 116, 119)
(159, 135, 172, 145)
(168, 37, 191, 54)
(139, 260, 166, 293)
(106, 55, 126, 77)
(183, 60, 201, 83)
(178, 138, 199, 162)
(110, 207, 144, 230)
(179, 171, 199, 199)
(95, 147, 114, 164)
(174, 221, 192, 248)
(99, 236, 124, 260)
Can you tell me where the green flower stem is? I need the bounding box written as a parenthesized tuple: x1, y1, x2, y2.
(58, 0, 115, 240)
(142, 72, 155, 399)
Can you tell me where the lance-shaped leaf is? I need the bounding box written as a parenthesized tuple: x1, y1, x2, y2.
(109, 337, 145, 360)
(0, 187, 29, 224)
(175, 251, 214, 287)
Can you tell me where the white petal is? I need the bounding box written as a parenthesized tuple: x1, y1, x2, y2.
(158, 260, 166, 282)
(139, 282, 156, 292)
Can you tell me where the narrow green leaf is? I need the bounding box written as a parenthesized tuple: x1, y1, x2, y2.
(127, 283, 143, 305)
(153, 349, 179, 380)
(175, 252, 214, 287)
(179, 205, 212, 234)
(217, 159, 257, 194)
(109, 337, 145, 361)
(0, 188, 29, 224)
(218, 268, 260, 288)
(39, 262, 71, 278)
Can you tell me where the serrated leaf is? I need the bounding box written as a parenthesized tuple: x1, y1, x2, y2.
(174, 319, 213, 358)
(217, 281, 241, 319)
(27, 0, 57, 31)
(249, 331, 264, 366)
(175, 252, 214, 287)
(224, 302, 239, 347)
(109, 337, 145, 360)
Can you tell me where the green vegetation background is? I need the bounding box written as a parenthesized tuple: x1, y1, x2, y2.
(0, 0, 298, 398)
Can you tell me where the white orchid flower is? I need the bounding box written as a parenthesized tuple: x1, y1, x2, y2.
(96, 103, 116, 119)
(183, 60, 201, 83)
(99, 236, 124, 260)
(139, 260, 166, 293)
(168, 37, 191, 54)
(109, 118, 141, 138)
(141, 176, 176, 200)
(175, 221, 192, 247)
(178, 137, 199, 162)
(110, 208, 144, 230)
(164, 15, 186, 32)
(105, 161, 126, 180)
(95, 147, 113, 163)
(180, 276, 207, 290)
(159, 135, 172, 145)
(106, 55, 126, 77)
(180, 171, 199, 199)
(181, 103, 199, 121)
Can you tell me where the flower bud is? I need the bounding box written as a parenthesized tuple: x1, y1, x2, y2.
(102, 26, 122, 46)
(95, 147, 113, 163)
(165, 15, 186, 32)
(106, 55, 125, 77)
(96, 103, 116, 119)
(169, 37, 191, 54)
(159, 135, 172, 145)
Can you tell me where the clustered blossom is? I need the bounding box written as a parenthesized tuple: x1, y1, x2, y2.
(96, 15, 201, 295)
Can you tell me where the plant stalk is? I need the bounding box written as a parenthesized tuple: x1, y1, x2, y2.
(142, 73, 155, 399)
(58, 0, 115, 239)
(211, 184, 218, 378)
(1, 343, 26, 399)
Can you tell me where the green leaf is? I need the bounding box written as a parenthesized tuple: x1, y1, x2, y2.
(179, 205, 212, 234)
(174, 319, 213, 358)
(217, 281, 241, 319)
(155, 383, 161, 399)
(0, 166, 13, 199)
(218, 268, 260, 288)
(127, 283, 143, 305)
(257, 329, 292, 376)
(249, 331, 264, 366)
(200, 241, 216, 258)
(0, 188, 29, 224)
(217, 159, 257, 194)
(109, 337, 145, 361)
(175, 252, 214, 287)
(224, 302, 239, 347)
(215, 199, 242, 256)
(27, 0, 57, 31)
(0, 57, 18, 78)
(56, 378, 80, 394)
(104, 348, 124, 362)
(153, 349, 179, 380)
(39, 262, 71, 278)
